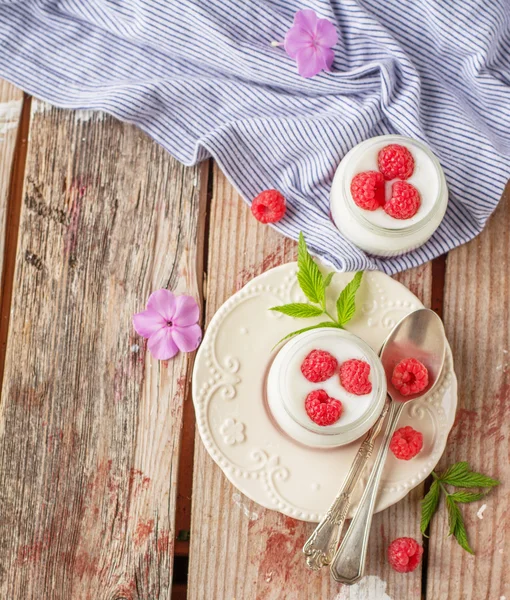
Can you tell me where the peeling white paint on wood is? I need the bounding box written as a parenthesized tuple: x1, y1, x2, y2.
(334, 575, 392, 600)
(0, 99, 22, 137)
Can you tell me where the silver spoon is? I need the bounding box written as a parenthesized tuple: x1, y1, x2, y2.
(330, 308, 446, 584)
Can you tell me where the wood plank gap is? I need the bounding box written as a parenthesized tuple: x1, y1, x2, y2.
(0, 93, 31, 390)
(173, 158, 211, 561)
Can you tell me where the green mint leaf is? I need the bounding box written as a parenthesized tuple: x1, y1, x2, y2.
(297, 232, 324, 305)
(446, 495, 461, 536)
(336, 271, 364, 327)
(448, 491, 486, 503)
(270, 304, 324, 319)
(442, 470, 500, 489)
(323, 271, 335, 290)
(437, 462, 470, 482)
(452, 515, 475, 554)
(420, 480, 441, 535)
(273, 321, 341, 348)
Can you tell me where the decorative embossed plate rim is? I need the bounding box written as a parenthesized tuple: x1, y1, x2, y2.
(192, 264, 457, 523)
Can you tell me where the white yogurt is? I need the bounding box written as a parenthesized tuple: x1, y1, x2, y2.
(330, 135, 448, 256)
(266, 328, 387, 448)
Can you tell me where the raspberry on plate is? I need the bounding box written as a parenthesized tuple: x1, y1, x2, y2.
(392, 358, 429, 397)
(390, 426, 423, 460)
(301, 349, 338, 383)
(251, 189, 286, 223)
(350, 171, 385, 211)
(305, 389, 343, 426)
(388, 537, 423, 573)
(378, 144, 415, 180)
(339, 359, 372, 395)
(384, 181, 421, 220)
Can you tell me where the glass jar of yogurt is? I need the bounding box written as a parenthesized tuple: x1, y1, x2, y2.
(266, 328, 387, 448)
(330, 135, 448, 256)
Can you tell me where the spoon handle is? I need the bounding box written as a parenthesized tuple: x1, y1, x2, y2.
(303, 396, 391, 571)
(330, 400, 405, 584)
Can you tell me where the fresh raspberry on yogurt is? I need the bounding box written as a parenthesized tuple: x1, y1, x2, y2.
(339, 359, 372, 395)
(350, 171, 385, 211)
(305, 389, 343, 426)
(384, 181, 421, 220)
(378, 144, 415, 180)
(301, 349, 338, 383)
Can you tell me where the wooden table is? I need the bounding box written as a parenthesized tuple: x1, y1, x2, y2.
(0, 81, 508, 600)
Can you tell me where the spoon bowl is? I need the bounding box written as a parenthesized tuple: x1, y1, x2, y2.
(380, 308, 446, 403)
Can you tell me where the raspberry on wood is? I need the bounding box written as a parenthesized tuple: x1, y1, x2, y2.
(388, 537, 423, 573)
(251, 189, 286, 223)
(301, 349, 338, 383)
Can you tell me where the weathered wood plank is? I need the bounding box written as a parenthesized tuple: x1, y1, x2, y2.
(0, 101, 207, 599)
(426, 181, 510, 600)
(188, 164, 432, 599)
(0, 80, 24, 306)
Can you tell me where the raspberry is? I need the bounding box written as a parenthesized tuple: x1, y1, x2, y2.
(390, 426, 423, 460)
(350, 171, 385, 211)
(384, 181, 421, 220)
(251, 189, 286, 223)
(378, 144, 415, 180)
(305, 390, 342, 426)
(339, 359, 372, 395)
(387, 537, 423, 573)
(301, 349, 338, 383)
(392, 358, 429, 397)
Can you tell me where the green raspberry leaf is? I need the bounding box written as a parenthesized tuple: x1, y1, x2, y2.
(297, 232, 324, 305)
(273, 321, 341, 348)
(448, 491, 486, 503)
(270, 304, 324, 319)
(446, 495, 461, 536)
(453, 516, 475, 555)
(438, 462, 470, 482)
(442, 469, 500, 489)
(420, 480, 441, 535)
(336, 271, 364, 327)
(323, 271, 335, 291)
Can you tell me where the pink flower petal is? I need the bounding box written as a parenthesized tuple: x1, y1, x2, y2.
(315, 19, 338, 48)
(146, 289, 176, 322)
(295, 46, 329, 78)
(284, 26, 313, 59)
(133, 308, 167, 338)
(293, 9, 318, 33)
(172, 324, 202, 353)
(322, 47, 335, 71)
(173, 295, 200, 327)
(148, 327, 179, 360)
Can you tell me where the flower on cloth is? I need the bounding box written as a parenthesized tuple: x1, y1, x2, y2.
(220, 418, 245, 445)
(279, 9, 338, 78)
(133, 289, 201, 360)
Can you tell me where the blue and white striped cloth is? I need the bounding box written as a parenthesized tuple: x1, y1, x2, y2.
(0, 1, 509, 273)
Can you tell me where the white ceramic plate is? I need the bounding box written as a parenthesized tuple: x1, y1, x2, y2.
(192, 264, 457, 523)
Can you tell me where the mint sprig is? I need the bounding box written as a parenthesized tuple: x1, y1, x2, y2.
(421, 462, 500, 554)
(270, 233, 364, 346)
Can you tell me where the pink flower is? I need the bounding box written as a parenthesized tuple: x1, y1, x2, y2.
(284, 9, 338, 78)
(133, 289, 202, 360)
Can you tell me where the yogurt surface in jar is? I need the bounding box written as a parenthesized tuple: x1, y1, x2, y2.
(330, 135, 448, 256)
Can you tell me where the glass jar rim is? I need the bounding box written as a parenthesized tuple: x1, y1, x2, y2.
(342, 136, 447, 238)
